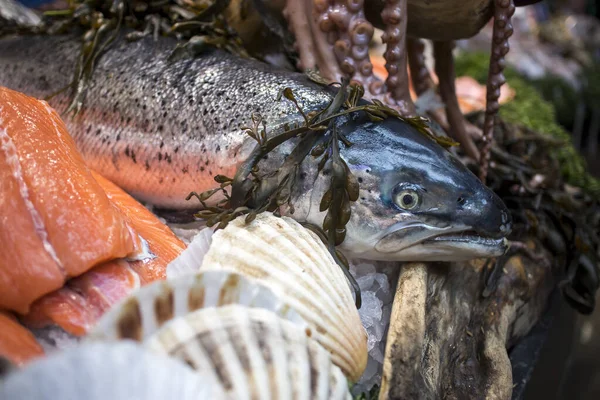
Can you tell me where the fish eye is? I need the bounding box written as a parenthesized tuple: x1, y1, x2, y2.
(394, 190, 419, 210)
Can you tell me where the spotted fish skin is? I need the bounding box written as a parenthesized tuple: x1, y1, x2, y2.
(0, 32, 332, 209)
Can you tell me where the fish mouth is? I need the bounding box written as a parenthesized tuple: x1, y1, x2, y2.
(371, 225, 510, 261)
(418, 230, 510, 259)
(424, 230, 507, 247)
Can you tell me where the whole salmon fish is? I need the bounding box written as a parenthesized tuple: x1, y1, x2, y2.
(0, 32, 511, 261)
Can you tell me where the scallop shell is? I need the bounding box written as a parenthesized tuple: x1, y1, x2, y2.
(90, 270, 305, 342)
(166, 227, 214, 279)
(200, 213, 368, 381)
(147, 305, 352, 400)
(0, 341, 215, 400)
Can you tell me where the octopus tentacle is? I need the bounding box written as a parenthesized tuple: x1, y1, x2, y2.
(480, 0, 515, 181)
(283, 0, 343, 82)
(407, 37, 483, 151)
(406, 38, 455, 139)
(380, 0, 415, 116)
(406, 37, 432, 96)
(329, 0, 384, 98)
(433, 40, 480, 161)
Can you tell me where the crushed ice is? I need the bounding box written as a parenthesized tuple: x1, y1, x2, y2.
(349, 260, 399, 397)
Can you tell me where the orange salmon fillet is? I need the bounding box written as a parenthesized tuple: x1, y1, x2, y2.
(0, 311, 44, 366)
(0, 87, 140, 313)
(23, 173, 186, 336)
(22, 260, 139, 336)
(92, 171, 186, 283)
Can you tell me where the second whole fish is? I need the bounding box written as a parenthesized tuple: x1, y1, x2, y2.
(0, 31, 512, 261)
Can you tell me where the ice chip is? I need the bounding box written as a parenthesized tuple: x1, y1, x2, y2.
(353, 357, 380, 395)
(359, 291, 382, 329)
(357, 274, 375, 290)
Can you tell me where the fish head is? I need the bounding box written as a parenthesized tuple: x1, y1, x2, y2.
(335, 116, 512, 261)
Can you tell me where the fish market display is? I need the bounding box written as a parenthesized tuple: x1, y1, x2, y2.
(0, 341, 215, 400)
(199, 213, 367, 381)
(2, 307, 353, 400)
(88, 214, 367, 388)
(2, 2, 596, 398)
(0, 33, 512, 263)
(0, 87, 141, 313)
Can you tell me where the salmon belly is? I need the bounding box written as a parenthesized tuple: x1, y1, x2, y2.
(0, 87, 141, 314)
(0, 311, 44, 366)
(23, 173, 187, 336)
(91, 172, 187, 284)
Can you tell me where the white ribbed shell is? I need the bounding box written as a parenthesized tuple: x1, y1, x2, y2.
(200, 213, 368, 381)
(90, 270, 305, 342)
(87, 272, 351, 399)
(0, 342, 215, 400)
(146, 305, 352, 400)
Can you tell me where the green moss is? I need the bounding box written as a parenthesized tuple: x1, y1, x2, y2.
(454, 52, 493, 83)
(527, 75, 579, 127)
(454, 51, 600, 197)
(353, 385, 380, 400)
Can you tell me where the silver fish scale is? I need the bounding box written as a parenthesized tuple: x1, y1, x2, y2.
(0, 33, 333, 208)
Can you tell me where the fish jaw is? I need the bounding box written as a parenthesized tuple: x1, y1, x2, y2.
(344, 225, 509, 262)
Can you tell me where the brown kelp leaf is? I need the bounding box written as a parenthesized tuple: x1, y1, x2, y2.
(335, 228, 346, 245)
(346, 82, 365, 107)
(245, 211, 257, 224)
(366, 113, 385, 122)
(281, 87, 295, 102)
(311, 142, 327, 157)
(323, 212, 333, 232)
(320, 187, 333, 212)
(279, 87, 308, 124)
(364, 105, 388, 119)
(318, 153, 330, 172)
(346, 172, 360, 202)
(339, 134, 352, 148)
(339, 198, 352, 226)
(214, 175, 232, 183)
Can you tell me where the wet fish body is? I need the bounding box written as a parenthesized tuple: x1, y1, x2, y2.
(0, 33, 331, 209)
(0, 32, 511, 261)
